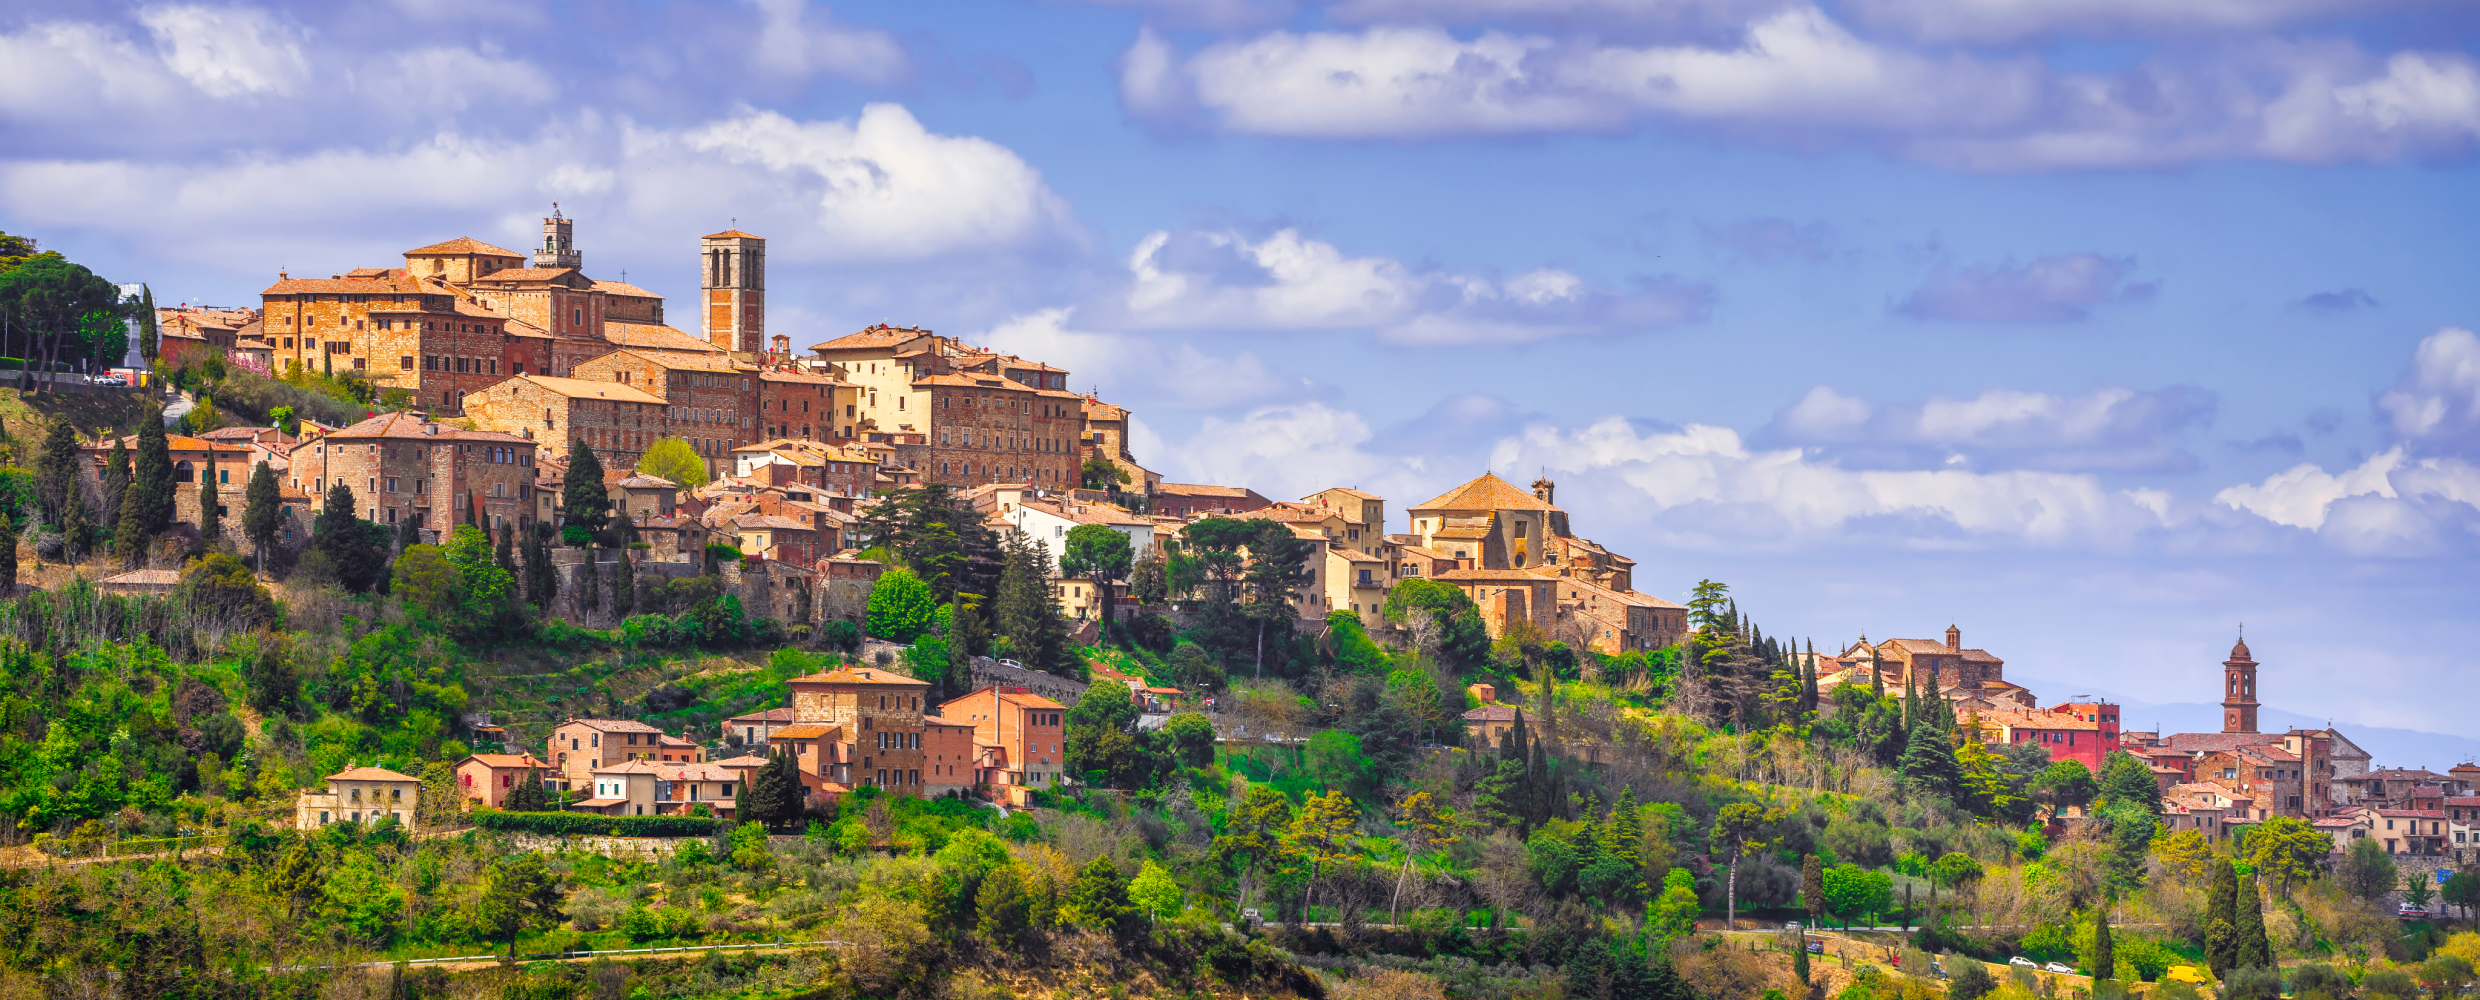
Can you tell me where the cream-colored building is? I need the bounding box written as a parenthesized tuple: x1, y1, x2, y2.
(578, 759, 665, 816)
(297, 766, 422, 829)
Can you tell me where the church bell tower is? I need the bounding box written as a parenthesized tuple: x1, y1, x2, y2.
(2221, 635, 2259, 734)
(535, 204, 580, 270)
(701, 228, 766, 356)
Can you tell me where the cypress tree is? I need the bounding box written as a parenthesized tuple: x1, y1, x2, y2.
(103, 436, 131, 532)
(243, 460, 279, 573)
(1794, 933, 1811, 985)
(2234, 869, 2270, 970)
(613, 545, 634, 617)
(0, 519, 17, 595)
(33, 418, 79, 527)
(494, 522, 517, 580)
(2205, 858, 2239, 977)
(560, 437, 608, 545)
(523, 523, 557, 615)
(197, 441, 219, 541)
(1803, 853, 1826, 924)
(396, 511, 419, 551)
(137, 285, 158, 364)
(118, 416, 174, 565)
(2093, 893, 2115, 980)
(1870, 647, 1885, 699)
(61, 479, 93, 561)
(1899, 699, 1962, 800)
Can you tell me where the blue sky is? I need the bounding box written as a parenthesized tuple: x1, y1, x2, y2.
(5, 0, 2478, 757)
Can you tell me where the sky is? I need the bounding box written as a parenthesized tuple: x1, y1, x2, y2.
(5, 0, 2478, 758)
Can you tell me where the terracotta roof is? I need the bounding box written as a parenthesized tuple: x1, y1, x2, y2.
(1158, 482, 1253, 498)
(2164, 732, 2293, 754)
(594, 759, 671, 775)
(558, 718, 665, 734)
(326, 766, 419, 782)
(575, 797, 628, 808)
(758, 367, 840, 384)
(2356, 768, 2451, 781)
(261, 273, 433, 296)
(313, 411, 536, 444)
(594, 280, 660, 297)
(615, 473, 678, 489)
(766, 723, 840, 740)
(406, 237, 523, 257)
(1431, 526, 1491, 540)
(790, 667, 929, 688)
(460, 753, 551, 769)
(1411, 473, 1555, 513)
(488, 374, 666, 405)
(606, 348, 743, 373)
(810, 325, 933, 353)
(704, 229, 765, 240)
(1432, 567, 1561, 582)
(715, 754, 772, 768)
(925, 716, 977, 729)
(1463, 705, 1519, 722)
(605, 321, 722, 353)
(1314, 487, 1384, 500)
(727, 707, 800, 725)
(464, 267, 580, 283)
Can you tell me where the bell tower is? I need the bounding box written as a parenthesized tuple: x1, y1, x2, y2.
(535, 204, 580, 270)
(2221, 634, 2259, 734)
(701, 227, 766, 356)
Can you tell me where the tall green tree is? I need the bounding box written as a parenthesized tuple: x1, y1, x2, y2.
(1803, 853, 1827, 925)
(0, 520, 17, 595)
(242, 461, 280, 573)
(1712, 802, 1781, 931)
(33, 418, 79, 528)
(635, 436, 709, 488)
(993, 528, 1070, 675)
(2234, 869, 2271, 970)
(559, 437, 607, 545)
(475, 854, 564, 962)
(2205, 858, 2240, 977)
(312, 482, 387, 592)
(102, 436, 130, 541)
(2093, 893, 2115, 980)
(1238, 519, 1317, 677)
(522, 523, 557, 615)
(136, 284, 156, 365)
(1058, 523, 1133, 645)
(1898, 696, 1963, 800)
(0, 255, 122, 391)
(117, 415, 174, 565)
(197, 441, 220, 541)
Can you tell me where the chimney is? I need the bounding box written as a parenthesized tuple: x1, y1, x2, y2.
(1946, 624, 1960, 651)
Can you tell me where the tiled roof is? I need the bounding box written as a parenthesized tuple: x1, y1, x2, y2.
(1433, 567, 1561, 582)
(2164, 732, 2292, 754)
(594, 760, 670, 775)
(465, 267, 580, 283)
(492, 375, 666, 405)
(1430, 526, 1491, 540)
(558, 718, 665, 734)
(2357, 768, 2450, 781)
(1314, 487, 1384, 500)
(925, 715, 977, 729)
(261, 273, 434, 296)
(460, 753, 551, 769)
(758, 367, 839, 384)
(726, 706, 799, 724)
(615, 473, 678, 489)
(714, 755, 771, 768)
(406, 237, 523, 257)
(1158, 482, 1253, 498)
(790, 667, 929, 688)
(811, 325, 932, 352)
(1463, 705, 1519, 722)
(704, 229, 764, 240)
(1411, 473, 1554, 513)
(605, 321, 722, 353)
(594, 280, 660, 297)
(767, 723, 840, 739)
(327, 766, 419, 782)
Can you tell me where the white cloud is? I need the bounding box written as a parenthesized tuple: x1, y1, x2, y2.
(2376, 327, 2480, 451)
(1120, 227, 1708, 343)
(2213, 448, 2405, 530)
(139, 4, 309, 98)
(1168, 402, 1421, 502)
(1121, 9, 2480, 168)
(1838, 0, 2427, 44)
(977, 307, 1291, 410)
(2212, 447, 2480, 552)
(1489, 416, 2177, 546)
(748, 0, 909, 85)
(0, 104, 1077, 266)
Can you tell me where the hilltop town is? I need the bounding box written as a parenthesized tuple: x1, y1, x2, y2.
(1, 217, 2475, 999)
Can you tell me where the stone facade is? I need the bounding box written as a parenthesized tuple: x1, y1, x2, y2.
(571, 348, 758, 479)
(788, 667, 933, 793)
(283, 412, 539, 538)
(296, 766, 420, 829)
(755, 367, 851, 442)
(462, 374, 665, 481)
(914, 373, 1083, 488)
(546, 718, 667, 789)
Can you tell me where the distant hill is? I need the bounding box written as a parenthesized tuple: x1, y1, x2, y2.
(2012, 674, 2480, 773)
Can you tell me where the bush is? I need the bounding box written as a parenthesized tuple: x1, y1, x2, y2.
(1127, 613, 1175, 653)
(470, 809, 720, 837)
(819, 618, 862, 653)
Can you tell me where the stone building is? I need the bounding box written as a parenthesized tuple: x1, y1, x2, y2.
(788, 666, 933, 794)
(1152, 482, 1269, 517)
(2145, 638, 2341, 821)
(1079, 394, 1160, 494)
(1831, 626, 2038, 711)
(296, 766, 420, 829)
(1398, 473, 1679, 646)
(546, 718, 669, 791)
(461, 374, 665, 479)
(939, 685, 1068, 806)
(570, 348, 758, 479)
(1404, 473, 1633, 589)
(756, 366, 852, 442)
(284, 412, 538, 538)
(729, 439, 877, 497)
(912, 372, 1083, 488)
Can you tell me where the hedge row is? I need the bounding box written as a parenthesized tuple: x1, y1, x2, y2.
(470, 809, 721, 838)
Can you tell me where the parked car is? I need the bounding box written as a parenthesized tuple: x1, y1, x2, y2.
(1807, 939, 1826, 954)
(2046, 963, 2077, 975)
(2398, 905, 2431, 919)
(2010, 957, 2038, 968)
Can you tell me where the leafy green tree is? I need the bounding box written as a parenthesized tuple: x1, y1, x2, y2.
(1822, 863, 1892, 929)
(1130, 547, 1168, 606)
(1059, 855, 1129, 930)
(560, 437, 607, 545)
(2444, 870, 2480, 921)
(2338, 836, 2398, 900)
(1648, 867, 1702, 939)
(135, 284, 156, 364)
(1949, 961, 1999, 1000)
(1058, 523, 1133, 644)
(1079, 455, 1130, 491)
(443, 524, 518, 633)
(1381, 579, 1493, 668)
(1237, 519, 1318, 675)
(176, 552, 277, 629)
(635, 436, 709, 488)
(242, 461, 279, 573)
(857, 483, 999, 602)
(2245, 815, 2331, 898)
(1127, 859, 1181, 924)
(2097, 751, 2163, 816)
(0, 254, 123, 389)
(312, 482, 388, 593)
(1162, 712, 1215, 768)
(2093, 895, 2115, 981)
(1305, 729, 1378, 798)
(1898, 696, 1963, 801)
(102, 436, 130, 539)
(1325, 609, 1391, 674)
(865, 568, 938, 642)
(476, 853, 565, 962)
(1214, 784, 1293, 910)
(2402, 869, 2436, 911)
(2033, 760, 2098, 818)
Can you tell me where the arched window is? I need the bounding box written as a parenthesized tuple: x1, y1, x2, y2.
(173, 460, 195, 483)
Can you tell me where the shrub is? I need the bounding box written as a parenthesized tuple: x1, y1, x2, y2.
(469, 809, 720, 838)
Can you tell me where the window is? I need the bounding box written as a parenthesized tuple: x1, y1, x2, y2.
(400, 356, 414, 370)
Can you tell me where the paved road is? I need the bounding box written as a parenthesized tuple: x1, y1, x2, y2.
(162, 389, 193, 426)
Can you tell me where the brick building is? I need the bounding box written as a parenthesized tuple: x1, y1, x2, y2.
(700, 230, 766, 354)
(1151, 482, 1270, 517)
(756, 366, 851, 442)
(462, 374, 665, 479)
(911, 372, 1083, 488)
(729, 439, 878, 497)
(452, 752, 552, 811)
(939, 685, 1067, 806)
(284, 412, 538, 537)
(571, 348, 757, 478)
(546, 718, 669, 791)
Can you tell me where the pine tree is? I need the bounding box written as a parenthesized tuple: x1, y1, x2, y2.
(2205, 858, 2239, 977)
(242, 461, 279, 574)
(197, 442, 219, 541)
(2235, 868, 2270, 970)
(1899, 700, 1963, 800)
(1794, 935, 1811, 985)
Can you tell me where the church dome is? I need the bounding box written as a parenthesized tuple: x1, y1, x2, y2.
(2228, 637, 2253, 662)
